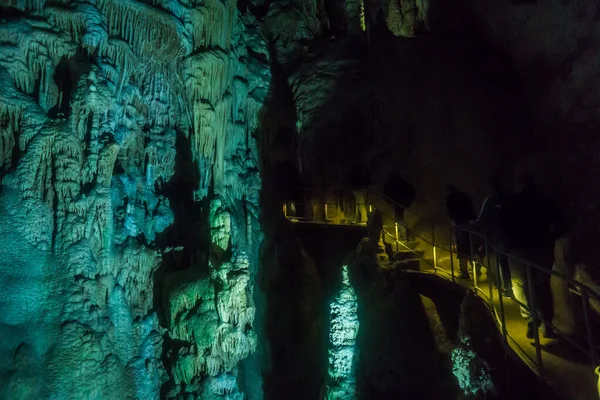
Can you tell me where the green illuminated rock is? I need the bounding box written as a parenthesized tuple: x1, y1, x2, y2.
(0, 0, 269, 398)
(326, 265, 359, 399)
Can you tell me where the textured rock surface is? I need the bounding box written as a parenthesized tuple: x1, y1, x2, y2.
(325, 264, 359, 399)
(3, 0, 600, 398)
(0, 0, 269, 398)
(291, 0, 600, 287)
(463, 0, 600, 276)
(345, 231, 457, 398)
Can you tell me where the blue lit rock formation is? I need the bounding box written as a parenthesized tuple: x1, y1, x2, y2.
(326, 265, 359, 399)
(0, 0, 269, 398)
(451, 337, 494, 398)
(163, 198, 260, 398)
(452, 291, 498, 399)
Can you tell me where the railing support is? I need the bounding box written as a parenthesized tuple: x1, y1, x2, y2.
(581, 290, 598, 367)
(485, 239, 494, 307)
(527, 263, 544, 375)
(469, 232, 477, 289)
(496, 255, 508, 342)
(449, 227, 455, 282)
(432, 226, 437, 272)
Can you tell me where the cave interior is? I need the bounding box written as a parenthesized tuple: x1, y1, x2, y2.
(0, 0, 599, 399)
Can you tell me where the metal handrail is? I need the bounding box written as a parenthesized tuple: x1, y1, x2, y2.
(283, 191, 600, 299)
(282, 186, 600, 376)
(368, 189, 600, 372)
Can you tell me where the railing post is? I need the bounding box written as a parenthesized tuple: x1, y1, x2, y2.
(395, 222, 400, 253)
(496, 251, 511, 399)
(486, 239, 494, 306)
(432, 225, 437, 272)
(469, 231, 477, 289)
(581, 289, 598, 367)
(449, 227, 455, 282)
(496, 254, 508, 342)
(527, 263, 544, 375)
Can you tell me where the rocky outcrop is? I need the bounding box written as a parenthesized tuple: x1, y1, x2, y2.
(345, 219, 457, 399)
(0, 0, 269, 398)
(164, 198, 260, 398)
(325, 264, 359, 399)
(385, 0, 430, 37)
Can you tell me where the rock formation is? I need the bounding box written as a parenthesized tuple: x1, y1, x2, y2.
(344, 218, 457, 399)
(0, 0, 269, 398)
(325, 264, 359, 399)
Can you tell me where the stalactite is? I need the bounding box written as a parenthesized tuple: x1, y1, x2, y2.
(44, 3, 108, 48)
(96, 0, 191, 59)
(2, 0, 47, 12)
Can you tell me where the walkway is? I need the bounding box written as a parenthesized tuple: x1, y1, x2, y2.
(424, 265, 598, 400)
(282, 188, 599, 400)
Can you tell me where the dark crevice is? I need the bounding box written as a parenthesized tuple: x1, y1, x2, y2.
(48, 49, 91, 119)
(153, 130, 214, 396)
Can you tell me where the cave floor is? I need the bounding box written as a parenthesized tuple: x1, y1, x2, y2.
(422, 263, 598, 400)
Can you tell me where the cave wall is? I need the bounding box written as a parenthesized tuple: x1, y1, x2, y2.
(291, 0, 600, 277)
(463, 0, 600, 268)
(366, 32, 533, 231)
(377, 0, 600, 271)
(290, 26, 533, 242)
(0, 0, 270, 398)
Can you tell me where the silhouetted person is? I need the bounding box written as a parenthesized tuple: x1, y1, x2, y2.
(502, 175, 567, 339)
(475, 177, 513, 296)
(446, 185, 476, 279)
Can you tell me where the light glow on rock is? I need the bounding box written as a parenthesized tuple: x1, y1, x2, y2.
(451, 337, 494, 396)
(360, 0, 366, 32)
(326, 265, 359, 399)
